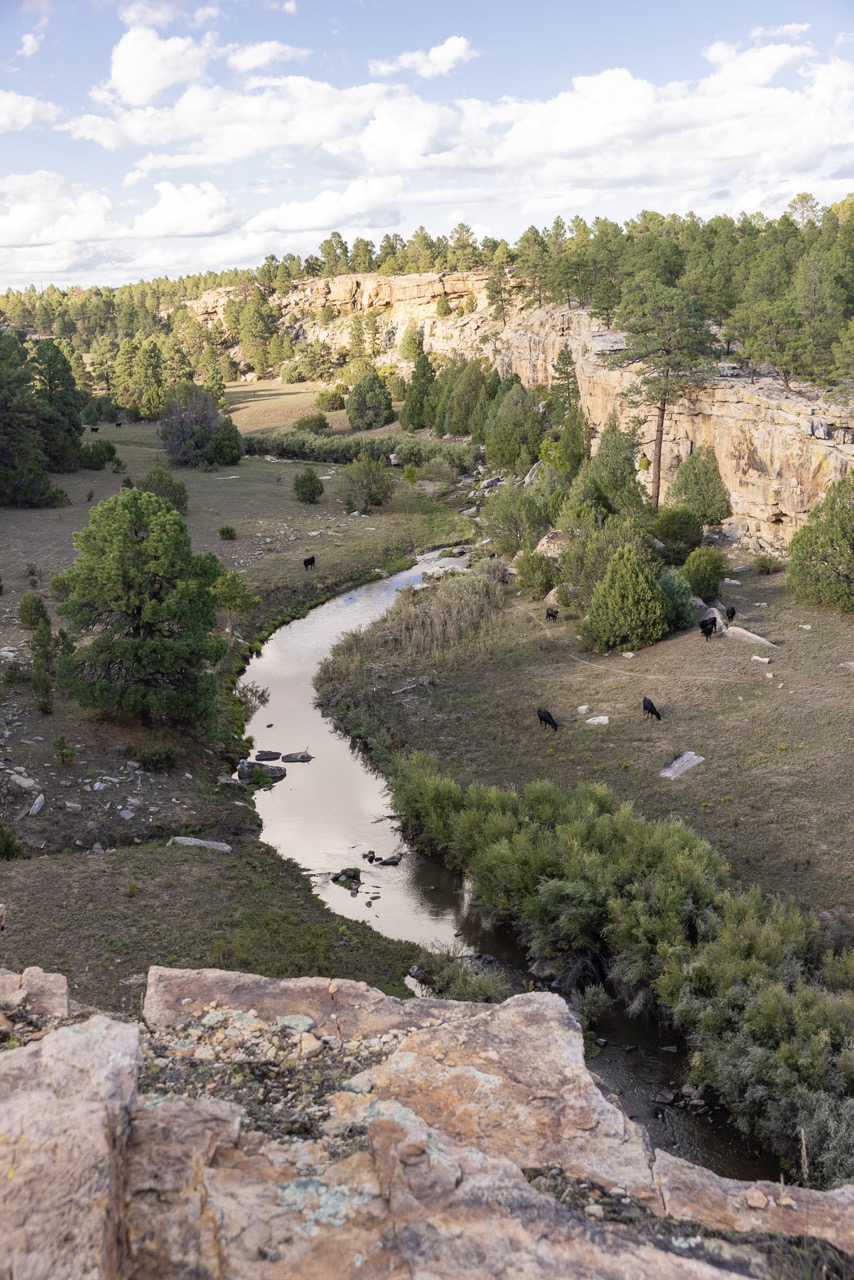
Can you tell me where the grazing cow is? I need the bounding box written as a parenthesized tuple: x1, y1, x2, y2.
(537, 706, 559, 732)
(545, 607, 558, 622)
(699, 617, 716, 641)
(642, 696, 661, 721)
(726, 606, 736, 623)
(0, 902, 5, 931)
(303, 555, 315, 570)
(90, 426, 99, 433)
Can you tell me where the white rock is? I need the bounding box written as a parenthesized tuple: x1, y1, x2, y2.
(660, 752, 705, 779)
(8, 774, 36, 790)
(798, 624, 812, 630)
(577, 705, 591, 715)
(28, 794, 45, 816)
(723, 578, 741, 585)
(751, 656, 771, 664)
(622, 652, 635, 659)
(585, 716, 609, 726)
(167, 836, 233, 852)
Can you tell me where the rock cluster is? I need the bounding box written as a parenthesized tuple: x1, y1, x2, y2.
(2, 965, 853, 1278)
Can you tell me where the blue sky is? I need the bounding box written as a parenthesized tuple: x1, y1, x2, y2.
(1, 0, 853, 289)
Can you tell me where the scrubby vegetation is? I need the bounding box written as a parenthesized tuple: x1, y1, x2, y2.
(787, 475, 854, 609)
(388, 754, 854, 1189)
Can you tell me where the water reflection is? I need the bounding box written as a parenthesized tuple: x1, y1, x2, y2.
(242, 555, 519, 957)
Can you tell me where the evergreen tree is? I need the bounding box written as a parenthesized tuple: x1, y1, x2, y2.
(608, 279, 716, 509)
(55, 489, 227, 728)
(400, 353, 435, 432)
(347, 370, 394, 430)
(787, 475, 854, 609)
(666, 446, 731, 524)
(584, 544, 670, 651)
(29, 340, 85, 470)
(587, 411, 645, 511)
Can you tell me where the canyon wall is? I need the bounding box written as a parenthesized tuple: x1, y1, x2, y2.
(189, 271, 854, 547)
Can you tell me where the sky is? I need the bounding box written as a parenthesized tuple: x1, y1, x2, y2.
(1, 0, 854, 291)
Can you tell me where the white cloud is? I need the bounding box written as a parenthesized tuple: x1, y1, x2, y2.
(192, 5, 219, 25)
(0, 171, 115, 249)
(131, 180, 235, 235)
(245, 175, 405, 234)
(226, 41, 310, 73)
(105, 26, 216, 105)
(282, 1, 297, 13)
(369, 35, 478, 80)
(119, 2, 184, 25)
(751, 23, 811, 40)
(17, 32, 44, 57)
(0, 88, 59, 132)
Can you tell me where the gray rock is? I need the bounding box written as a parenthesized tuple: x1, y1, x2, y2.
(28, 793, 45, 816)
(254, 750, 282, 761)
(280, 751, 314, 763)
(167, 836, 233, 853)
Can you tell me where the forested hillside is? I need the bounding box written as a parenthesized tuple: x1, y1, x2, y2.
(1, 193, 852, 508)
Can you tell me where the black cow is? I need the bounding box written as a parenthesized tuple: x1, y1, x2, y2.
(90, 426, 99, 433)
(726, 606, 736, 623)
(699, 617, 717, 641)
(303, 555, 315, 570)
(642, 696, 661, 721)
(537, 706, 559, 732)
(545, 607, 558, 622)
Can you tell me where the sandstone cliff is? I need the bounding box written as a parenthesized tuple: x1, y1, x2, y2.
(2, 964, 852, 1278)
(190, 271, 853, 548)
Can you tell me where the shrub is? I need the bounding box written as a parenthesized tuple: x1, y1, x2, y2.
(319, 303, 335, 324)
(53, 735, 76, 765)
(667, 445, 731, 524)
(342, 452, 394, 512)
(280, 361, 302, 383)
(0, 824, 24, 860)
(436, 294, 452, 317)
(315, 388, 345, 411)
(659, 567, 695, 630)
(79, 439, 118, 470)
(210, 416, 244, 465)
(137, 465, 189, 515)
(399, 326, 423, 361)
(515, 549, 557, 598)
(402, 464, 418, 485)
(650, 506, 703, 565)
(19, 591, 49, 629)
(583, 545, 670, 652)
(556, 511, 660, 614)
(293, 466, 324, 504)
(480, 485, 549, 557)
(682, 545, 728, 600)
(138, 741, 177, 771)
(293, 412, 331, 435)
(347, 371, 394, 431)
(385, 371, 408, 401)
(788, 475, 854, 608)
(755, 552, 783, 575)
(416, 946, 512, 1002)
(219, 525, 237, 540)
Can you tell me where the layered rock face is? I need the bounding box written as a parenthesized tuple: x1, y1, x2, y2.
(188, 271, 853, 548)
(2, 965, 853, 1278)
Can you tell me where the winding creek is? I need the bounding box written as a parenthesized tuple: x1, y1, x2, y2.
(241, 553, 779, 1183)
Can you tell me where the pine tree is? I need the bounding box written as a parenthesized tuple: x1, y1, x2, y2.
(400, 353, 435, 432)
(585, 545, 670, 652)
(56, 489, 227, 728)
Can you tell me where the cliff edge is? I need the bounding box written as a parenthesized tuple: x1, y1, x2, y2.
(1, 965, 851, 1278)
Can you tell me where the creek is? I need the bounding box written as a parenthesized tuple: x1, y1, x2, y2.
(241, 553, 779, 1182)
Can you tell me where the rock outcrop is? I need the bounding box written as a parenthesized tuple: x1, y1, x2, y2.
(188, 271, 853, 548)
(2, 964, 853, 1278)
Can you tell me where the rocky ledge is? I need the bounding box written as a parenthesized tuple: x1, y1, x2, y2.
(1, 965, 852, 1278)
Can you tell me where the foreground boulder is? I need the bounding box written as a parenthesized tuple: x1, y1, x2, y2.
(1, 965, 852, 1278)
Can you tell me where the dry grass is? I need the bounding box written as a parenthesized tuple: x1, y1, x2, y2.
(323, 564, 854, 919)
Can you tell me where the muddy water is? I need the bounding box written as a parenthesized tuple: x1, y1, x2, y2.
(242, 554, 779, 1182)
